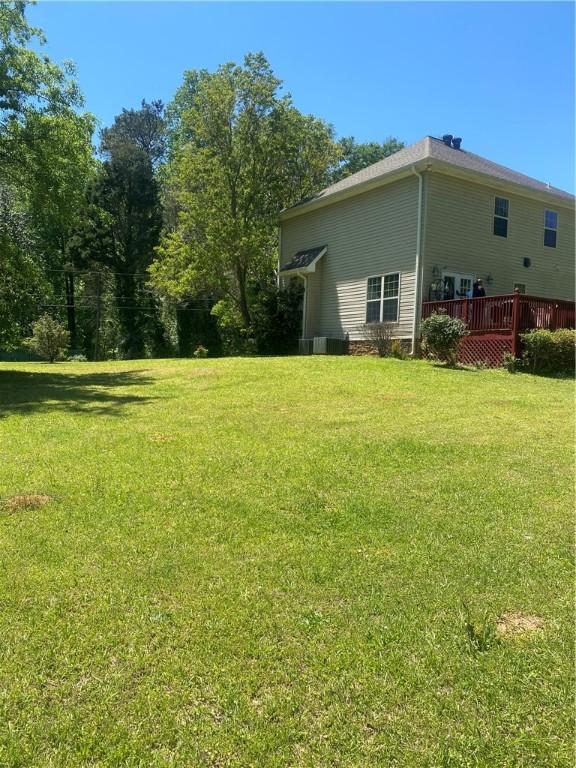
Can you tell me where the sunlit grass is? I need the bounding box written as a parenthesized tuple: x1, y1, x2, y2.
(0, 357, 573, 766)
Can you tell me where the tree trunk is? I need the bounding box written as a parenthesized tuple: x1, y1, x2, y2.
(235, 262, 251, 327)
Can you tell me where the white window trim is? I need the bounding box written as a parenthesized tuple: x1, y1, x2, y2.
(543, 209, 558, 248)
(365, 271, 401, 324)
(493, 195, 509, 238)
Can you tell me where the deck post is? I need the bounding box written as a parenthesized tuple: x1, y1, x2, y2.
(511, 289, 521, 358)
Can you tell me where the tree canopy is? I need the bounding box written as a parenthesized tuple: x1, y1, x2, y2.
(151, 52, 340, 326)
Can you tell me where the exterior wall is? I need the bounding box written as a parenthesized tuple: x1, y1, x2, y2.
(422, 172, 575, 302)
(280, 176, 419, 340)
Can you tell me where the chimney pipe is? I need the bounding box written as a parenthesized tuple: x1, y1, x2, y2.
(442, 134, 453, 146)
(452, 137, 462, 150)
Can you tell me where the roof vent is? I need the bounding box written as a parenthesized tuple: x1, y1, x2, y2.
(452, 137, 462, 150)
(442, 134, 453, 146)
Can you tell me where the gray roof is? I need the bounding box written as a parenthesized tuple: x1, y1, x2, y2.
(280, 245, 327, 273)
(285, 136, 574, 214)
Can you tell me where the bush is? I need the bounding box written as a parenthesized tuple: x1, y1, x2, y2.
(24, 314, 70, 363)
(360, 322, 393, 357)
(419, 311, 468, 367)
(193, 344, 208, 359)
(520, 328, 575, 375)
(390, 339, 407, 360)
(501, 352, 521, 373)
(67, 354, 88, 362)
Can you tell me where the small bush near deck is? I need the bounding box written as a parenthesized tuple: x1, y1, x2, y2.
(360, 322, 393, 357)
(420, 311, 468, 367)
(24, 314, 70, 363)
(520, 328, 575, 375)
(502, 352, 521, 373)
(390, 339, 407, 359)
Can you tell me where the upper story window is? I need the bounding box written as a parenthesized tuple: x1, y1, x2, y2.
(493, 197, 509, 237)
(366, 273, 400, 323)
(544, 210, 558, 248)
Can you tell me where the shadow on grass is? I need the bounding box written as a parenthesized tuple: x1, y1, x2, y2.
(0, 368, 157, 418)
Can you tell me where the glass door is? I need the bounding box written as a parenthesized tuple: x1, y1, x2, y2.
(442, 272, 474, 299)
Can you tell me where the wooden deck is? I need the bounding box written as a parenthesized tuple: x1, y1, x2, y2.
(421, 293, 575, 366)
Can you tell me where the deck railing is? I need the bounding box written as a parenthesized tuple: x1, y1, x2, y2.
(421, 293, 575, 356)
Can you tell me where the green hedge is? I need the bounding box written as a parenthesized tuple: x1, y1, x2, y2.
(520, 328, 575, 375)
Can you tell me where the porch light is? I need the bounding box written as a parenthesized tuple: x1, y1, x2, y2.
(485, 273, 493, 285)
(431, 265, 441, 279)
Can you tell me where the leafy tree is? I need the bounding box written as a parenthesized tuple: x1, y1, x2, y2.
(0, 1, 83, 173)
(0, 1, 94, 348)
(151, 53, 339, 330)
(11, 110, 96, 345)
(69, 106, 164, 358)
(24, 313, 70, 362)
(330, 136, 404, 183)
(0, 186, 47, 347)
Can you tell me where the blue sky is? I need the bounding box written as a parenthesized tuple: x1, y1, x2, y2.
(30, 2, 575, 192)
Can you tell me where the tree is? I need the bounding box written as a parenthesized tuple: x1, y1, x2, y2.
(11, 110, 96, 346)
(151, 53, 339, 329)
(0, 1, 83, 173)
(0, 1, 94, 349)
(69, 105, 164, 358)
(101, 99, 166, 167)
(330, 136, 404, 183)
(0, 185, 47, 347)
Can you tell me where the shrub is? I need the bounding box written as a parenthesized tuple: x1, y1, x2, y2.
(360, 322, 393, 357)
(193, 344, 208, 359)
(520, 328, 575, 375)
(390, 339, 407, 359)
(419, 311, 468, 367)
(24, 314, 70, 363)
(67, 354, 88, 362)
(501, 352, 521, 373)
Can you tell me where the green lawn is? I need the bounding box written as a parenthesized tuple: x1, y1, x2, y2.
(0, 357, 573, 767)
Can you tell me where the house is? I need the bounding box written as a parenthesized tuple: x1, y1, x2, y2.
(278, 135, 575, 358)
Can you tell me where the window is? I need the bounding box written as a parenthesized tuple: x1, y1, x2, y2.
(493, 197, 509, 237)
(544, 210, 558, 248)
(366, 273, 400, 323)
(513, 283, 526, 294)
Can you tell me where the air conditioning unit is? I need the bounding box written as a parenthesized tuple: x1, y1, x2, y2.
(313, 337, 348, 355)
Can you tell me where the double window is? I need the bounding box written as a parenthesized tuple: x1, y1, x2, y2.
(366, 273, 400, 323)
(493, 197, 509, 237)
(544, 210, 558, 248)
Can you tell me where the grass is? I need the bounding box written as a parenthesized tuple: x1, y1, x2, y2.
(0, 356, 573, 767)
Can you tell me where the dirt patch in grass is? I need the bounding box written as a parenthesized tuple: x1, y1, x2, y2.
(496, 612, 545, 636)
(150, 433, 174, 443)
(3, 494, 52, 512)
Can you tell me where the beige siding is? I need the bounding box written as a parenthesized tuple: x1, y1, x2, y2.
(423, 173, 575, 301)
(281, 176, 419, 340)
